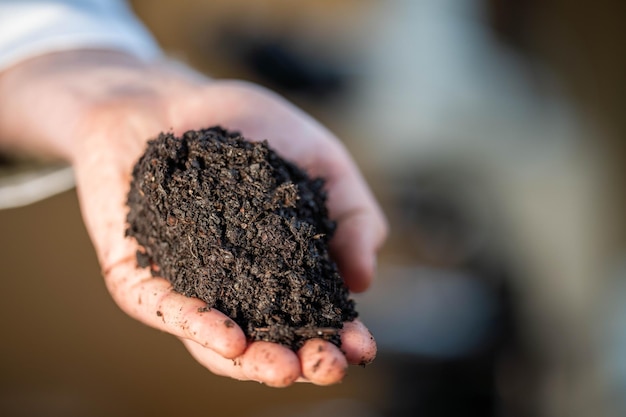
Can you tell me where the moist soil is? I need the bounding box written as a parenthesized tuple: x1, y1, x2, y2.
(126, 127, 357, 350)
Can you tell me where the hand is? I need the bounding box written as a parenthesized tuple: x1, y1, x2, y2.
(0, 51, 388, 386)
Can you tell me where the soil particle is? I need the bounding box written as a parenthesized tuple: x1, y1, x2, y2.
(126, 127, 357, 350)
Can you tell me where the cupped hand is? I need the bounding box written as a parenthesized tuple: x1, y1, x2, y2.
(0, 51, 387, 386)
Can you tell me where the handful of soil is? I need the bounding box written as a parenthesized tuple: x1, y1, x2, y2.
(126, 127, 357, 350)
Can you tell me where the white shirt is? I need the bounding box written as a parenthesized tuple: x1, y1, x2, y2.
(0, 0, 162, 70)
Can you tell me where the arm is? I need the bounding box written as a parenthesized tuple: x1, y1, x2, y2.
(0, 4, 387, 387)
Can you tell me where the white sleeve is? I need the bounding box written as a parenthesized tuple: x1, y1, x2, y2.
(0, 0, 162, 70)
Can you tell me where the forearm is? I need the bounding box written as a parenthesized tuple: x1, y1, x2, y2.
(0, 50, 151, 160)
(0, 0, 163, 160)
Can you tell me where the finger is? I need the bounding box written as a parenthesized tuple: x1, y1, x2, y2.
(182, 338, 249, 381)
(106, 260, 247, 358)
(298, 339, 348, 385)
(340, 319, 377, 365)
(330, 208, 384, 292)
(240, 341, 301, 387)
(318, 144, 388, 292)
(183, 339, 303, 387)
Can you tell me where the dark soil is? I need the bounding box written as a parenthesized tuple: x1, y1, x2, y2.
(126, 127, 357, 350)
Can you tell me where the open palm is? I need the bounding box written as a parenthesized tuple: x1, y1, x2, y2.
(1, 52, 387, 386)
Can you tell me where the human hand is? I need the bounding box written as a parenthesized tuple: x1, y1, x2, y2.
(0, 51, 388, 386)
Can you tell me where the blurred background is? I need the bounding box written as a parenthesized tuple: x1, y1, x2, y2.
(1, 0, 624, 416)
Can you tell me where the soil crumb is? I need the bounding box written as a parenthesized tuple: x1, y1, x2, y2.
(126, 127, 357, 350)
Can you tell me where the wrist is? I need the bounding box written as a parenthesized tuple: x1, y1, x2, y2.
(0, 50, 204, 163)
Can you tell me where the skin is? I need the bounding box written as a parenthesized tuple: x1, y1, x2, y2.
(0, 50, 388, 386)
(298, 339, 348, 385)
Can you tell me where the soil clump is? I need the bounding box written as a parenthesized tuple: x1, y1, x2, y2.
(126, 127, 357, 350)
